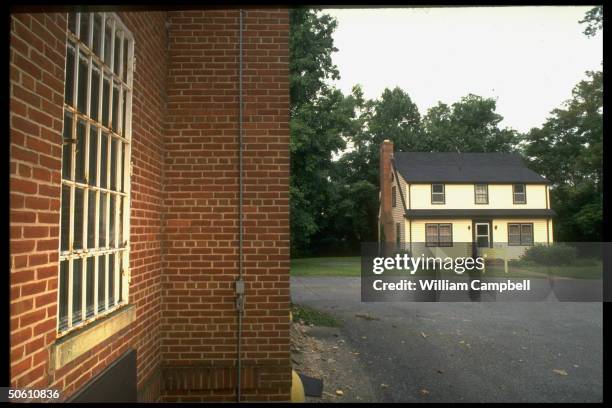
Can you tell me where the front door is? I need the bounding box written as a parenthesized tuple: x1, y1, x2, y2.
(474, 222, 490, 249)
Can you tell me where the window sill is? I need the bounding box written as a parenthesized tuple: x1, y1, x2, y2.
(50, 304, 135, 371)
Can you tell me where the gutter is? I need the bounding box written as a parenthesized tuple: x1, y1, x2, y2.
(404, 208, 556, 219)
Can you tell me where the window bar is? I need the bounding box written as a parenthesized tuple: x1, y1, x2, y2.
(61, 179, 127, 198)
(122, 38, 134, 297)
(81, 255, 87, 321)
(85, 21, 93, 118)
(113, 193, 120, 304)
(67, 259, 74, 329)
(95, 27, 103, 256)
(82, 14, 93, 253)
(75, 12, 81, 40)
(93, 253, 99, 317)
(81, 13, 95, 322)
(118, 30, 125, 136)
(104, 254, 109, 310)
(121, 249, 127, 303)
(105, 142, 111, 248)
(114, 155, 120, 246)
(68, 14, 80, 257)
(88, 13, 94, 50)
(83, 91, 92, 253)
(114, 250, 119, 306)
(95, 130, 101, 244)
(68, 115, 76, 254)
(106, 28, 115, 272)
(108, 18, 116, 132)
(72, 16, 80, 108)
(99, 13, 106, 89)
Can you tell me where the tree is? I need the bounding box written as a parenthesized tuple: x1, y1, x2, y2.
(349, 86, 424, 183)
(289, 9, 356, 256)
(579, 6, 603, 38)
(522, 70, 602, 241)
(422, 94, 518, 153)
(290, 9, 339, 112)
(520, 9, 603, 243)
(328, 87, 424, 250)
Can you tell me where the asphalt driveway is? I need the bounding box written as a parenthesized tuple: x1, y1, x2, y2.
(291, 276, 603, 403)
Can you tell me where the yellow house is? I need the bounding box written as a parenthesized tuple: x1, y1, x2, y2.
(378, 140, 554, 260)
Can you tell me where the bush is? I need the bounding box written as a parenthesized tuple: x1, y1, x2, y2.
(521, 243, 578, 266)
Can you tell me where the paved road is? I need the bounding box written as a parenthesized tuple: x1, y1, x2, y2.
(291, 277, 603, 403)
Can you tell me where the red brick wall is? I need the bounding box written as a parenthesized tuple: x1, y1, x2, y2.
(161, 9, 291, 402)
(9, 11, 168, 401)
(10, 8, 290, 403)
(10, 12, 67, 391)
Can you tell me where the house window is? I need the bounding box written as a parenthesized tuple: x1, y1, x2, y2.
(425, 223, 452, 247)
(513, 184, 526, 204)
(58, 12, 133, 335)
(396, 223, 401, 244)
(431, 184, 445, 204)
(392, 186, 397, 207)
(508, 223, 534, 246)
(474, 184, 488, 204)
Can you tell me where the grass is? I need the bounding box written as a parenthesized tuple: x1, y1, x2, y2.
(291, 256, 361, 277)
(291, 304, 340, 327)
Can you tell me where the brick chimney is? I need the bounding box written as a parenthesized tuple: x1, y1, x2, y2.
(379, 140, 395, 243)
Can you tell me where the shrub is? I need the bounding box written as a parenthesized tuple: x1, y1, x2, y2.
(521, 243, 578, 266)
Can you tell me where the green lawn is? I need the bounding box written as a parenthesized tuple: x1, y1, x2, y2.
(291, 256, 361, 276)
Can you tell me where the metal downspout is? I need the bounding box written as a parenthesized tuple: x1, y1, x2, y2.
(236, 8, 246, 403)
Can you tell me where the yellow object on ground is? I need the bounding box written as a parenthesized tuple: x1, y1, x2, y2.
(291, 370, 305, 402)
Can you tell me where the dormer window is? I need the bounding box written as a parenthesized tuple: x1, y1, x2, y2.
(513, 184, 526, 204)
(431, 184, 445, 204)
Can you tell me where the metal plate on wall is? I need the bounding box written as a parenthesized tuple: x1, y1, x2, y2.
(68, 348, 137, 403)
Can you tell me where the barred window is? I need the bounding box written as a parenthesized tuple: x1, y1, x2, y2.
(58, 12, 133, 335)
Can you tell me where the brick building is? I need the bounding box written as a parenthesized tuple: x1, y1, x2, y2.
(9, 8, 290, 402)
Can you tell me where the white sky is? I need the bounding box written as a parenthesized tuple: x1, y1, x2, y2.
(325, 6, 603, 133)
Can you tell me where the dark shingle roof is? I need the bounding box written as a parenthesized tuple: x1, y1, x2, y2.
(393, 152, 549, 183)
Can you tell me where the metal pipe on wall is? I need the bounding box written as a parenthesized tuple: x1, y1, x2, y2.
(235, 8, 246, 403)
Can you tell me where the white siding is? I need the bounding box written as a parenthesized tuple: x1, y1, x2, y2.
(408, 183, 548, 209)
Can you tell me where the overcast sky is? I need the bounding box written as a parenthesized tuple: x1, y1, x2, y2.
(325, 6, 602, 133)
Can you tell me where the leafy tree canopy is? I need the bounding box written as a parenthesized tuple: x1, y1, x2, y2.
(579, 6, 603, 37)
(522, 70, 602, 241)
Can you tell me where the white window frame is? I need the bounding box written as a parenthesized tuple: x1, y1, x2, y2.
(513, 183, 526, 204)
(57, 12, 134, 337)
(431, 183, 445, 204)
(508, 223, 534, 246)
(474, 183, 488, 204)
